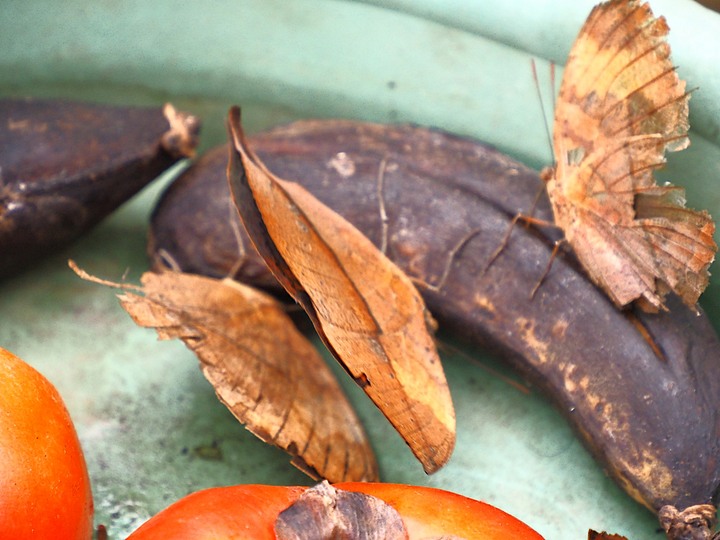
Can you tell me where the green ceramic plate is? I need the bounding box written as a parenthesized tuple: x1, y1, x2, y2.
(1, 1, 719, 538)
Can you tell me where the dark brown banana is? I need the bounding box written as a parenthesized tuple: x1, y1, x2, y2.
(0, 98, 200, 278)
(149, 120, 720, 539)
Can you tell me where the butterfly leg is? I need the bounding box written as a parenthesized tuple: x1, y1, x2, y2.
(484, 212, 557, 273)
(624, 310, 667, 362)
(529, 237, 566, 299)
(483, 213, 522, 273)
(374, 156, 480, 296)
(416, 228, 483, 293)
(483, 167, 553, 273)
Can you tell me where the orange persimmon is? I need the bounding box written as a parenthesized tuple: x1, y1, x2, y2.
(127, 482, 543, 539)
(0, 347, 93, 539)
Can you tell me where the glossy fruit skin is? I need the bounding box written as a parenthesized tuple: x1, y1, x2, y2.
(0, 347, 93, 539)
(337, 482, 544, 539)
(127, 482, 543, 540)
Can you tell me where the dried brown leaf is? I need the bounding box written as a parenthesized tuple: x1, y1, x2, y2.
(226, 107, 455, 474)
(70, 261, 377, 483)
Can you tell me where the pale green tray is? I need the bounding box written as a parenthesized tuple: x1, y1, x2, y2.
(1, 1, 719, 538)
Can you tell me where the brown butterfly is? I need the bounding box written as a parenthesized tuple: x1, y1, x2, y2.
(543, 0, 716, 311)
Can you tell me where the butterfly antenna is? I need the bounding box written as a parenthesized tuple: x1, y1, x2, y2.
(531, 58, 554, 165)
(550, 62, 557, 120)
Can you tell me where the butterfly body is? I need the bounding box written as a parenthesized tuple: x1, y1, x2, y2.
(545, 0, 716, 311)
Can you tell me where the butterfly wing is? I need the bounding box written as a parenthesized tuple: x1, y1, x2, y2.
(548, 0, 715, 310)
